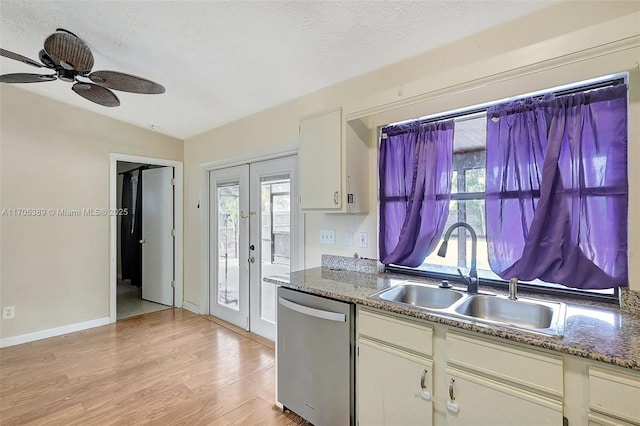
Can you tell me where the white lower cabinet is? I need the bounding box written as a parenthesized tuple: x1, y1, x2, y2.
(356, 306, 640, 426)
(444, 331, 564, 425)
(588, 366, 640, 425)
(357, 307, 434, 426)
(444, 367, 563, 426)
(358, 338, 433, 426)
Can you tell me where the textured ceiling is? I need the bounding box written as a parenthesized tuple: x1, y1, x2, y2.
(0, 1, 555, 139)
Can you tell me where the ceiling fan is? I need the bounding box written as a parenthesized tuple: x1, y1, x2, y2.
(0, 28, 165, 107)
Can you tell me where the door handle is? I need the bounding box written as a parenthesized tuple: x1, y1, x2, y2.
(139, 239, 146, 244)
(248, 257, 255, 263)
(334, 191, 339, 205)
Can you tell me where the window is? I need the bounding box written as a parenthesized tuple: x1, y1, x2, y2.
(383, 75, 628, 300)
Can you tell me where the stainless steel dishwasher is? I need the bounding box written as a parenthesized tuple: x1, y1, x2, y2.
(277, 286, 354, 426)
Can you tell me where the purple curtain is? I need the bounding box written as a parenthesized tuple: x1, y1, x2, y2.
(486, 85, 628, 289)
(379, 120, 454, 266)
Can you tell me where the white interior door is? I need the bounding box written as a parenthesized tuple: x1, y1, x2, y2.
(210, 165, 250, 328)
(141, 167, 174, 306)
(249, 156, 298, 340)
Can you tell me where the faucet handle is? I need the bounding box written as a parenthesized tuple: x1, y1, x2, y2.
(456, 268, 470, 285)
(509, 278, 518, 300)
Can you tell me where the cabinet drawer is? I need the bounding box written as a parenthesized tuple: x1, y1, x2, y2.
(447, 332, 563, 397)
(358, 308, 433, 356)
(589, 367, 640, 424)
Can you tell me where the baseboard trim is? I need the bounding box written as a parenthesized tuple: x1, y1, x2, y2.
(0, 316, 111, 348)
(182, 301, 200, 314)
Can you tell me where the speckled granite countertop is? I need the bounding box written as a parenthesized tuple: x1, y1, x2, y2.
(265, 267, 640, 371)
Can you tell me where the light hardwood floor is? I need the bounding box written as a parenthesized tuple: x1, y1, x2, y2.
(0, 309, 306, 425)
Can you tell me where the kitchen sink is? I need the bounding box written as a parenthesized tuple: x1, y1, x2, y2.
(368, 282, 565, 336)
(454, 295, 560, 330)
(371, 283, 465, 310)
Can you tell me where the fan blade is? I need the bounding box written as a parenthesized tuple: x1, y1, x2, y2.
(72, 82, 120, 107)
(0, 73, 56, 83)
(56, 28, 80, 38)
(89, 70, 165, 94)
(0, 48, 44, 68)
(44, 31, 94, 73)
(38, 49, 56, 68)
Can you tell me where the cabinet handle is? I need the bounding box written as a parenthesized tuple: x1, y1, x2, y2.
(419, 369, 431, 401)
(446, 378, 459, 413)
(449, 378, 455, 401)
(334, 191, 339, 205)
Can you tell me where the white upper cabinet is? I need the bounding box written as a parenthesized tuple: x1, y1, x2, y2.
(298, 108, 369, 213)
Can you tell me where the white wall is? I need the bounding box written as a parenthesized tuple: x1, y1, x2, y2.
(0, 86, 183, 339)
(183, 1, 640, 312)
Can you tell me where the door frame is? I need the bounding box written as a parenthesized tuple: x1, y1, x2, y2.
(109, 153, 184, 323)
(201, 148, 303, 317)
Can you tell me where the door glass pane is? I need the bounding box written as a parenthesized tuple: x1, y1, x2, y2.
(260, 176, 290, 323)
(217, 183, 240, 311)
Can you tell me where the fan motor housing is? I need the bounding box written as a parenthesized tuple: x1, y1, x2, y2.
(57, 69, 76, 82)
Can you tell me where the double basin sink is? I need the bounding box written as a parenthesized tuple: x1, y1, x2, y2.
(369, 282, 566, 336)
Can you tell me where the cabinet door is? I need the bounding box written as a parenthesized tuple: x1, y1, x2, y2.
(589, 367, 640, 424)
(299, 108, 342, 210)
(445, 368, 563, 426)
(358, 338, 433, 426)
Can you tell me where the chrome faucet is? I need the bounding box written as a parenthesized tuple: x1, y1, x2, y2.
(437, 222, 479, 294)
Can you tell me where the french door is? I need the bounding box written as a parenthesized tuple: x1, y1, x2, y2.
(209, 156, 298, 340)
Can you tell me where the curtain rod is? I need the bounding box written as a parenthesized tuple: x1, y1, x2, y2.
(412, 77, 625, 127)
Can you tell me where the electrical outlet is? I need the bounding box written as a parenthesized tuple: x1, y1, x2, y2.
(359, 232, 368, 248)
(3, 306, 15, 320)
(345, 232, 353, 246)
(319, 230, 335, 245)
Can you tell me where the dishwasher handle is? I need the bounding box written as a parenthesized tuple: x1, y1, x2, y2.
(278, 297, 347, 322)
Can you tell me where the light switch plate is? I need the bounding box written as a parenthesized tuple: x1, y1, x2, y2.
(320, 230, 336, 245)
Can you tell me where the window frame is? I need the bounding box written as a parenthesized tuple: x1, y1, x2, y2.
(381, 75, 627, 303)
